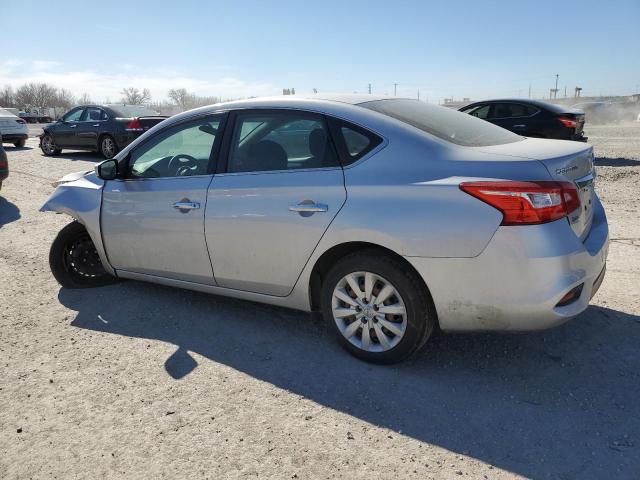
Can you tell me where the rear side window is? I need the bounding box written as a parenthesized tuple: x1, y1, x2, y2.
(227, 110, 339, 173)
(360, 99, 521, 147)
(492, 103, 538, 118)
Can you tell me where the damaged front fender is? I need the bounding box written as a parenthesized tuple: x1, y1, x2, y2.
(41, 172, 115, 276)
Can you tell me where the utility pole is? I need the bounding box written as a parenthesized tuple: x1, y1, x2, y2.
(368, 83, 371, 94)
(564, 86, 567, 98)
(528, 84, 531, 98)
(394, 83, 398, 96)
(554, 74, 559, 98)
(417, 89, 420, 100)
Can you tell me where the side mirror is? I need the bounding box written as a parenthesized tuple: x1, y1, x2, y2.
(95, 158, 119, 180)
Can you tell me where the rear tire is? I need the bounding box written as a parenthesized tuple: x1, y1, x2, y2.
(49, 221, 119, 289)
(99, 135, 118, 159)
(14, 139, 26, 148)
(40, 134, 61, 156)
(321, 250, 436, 364)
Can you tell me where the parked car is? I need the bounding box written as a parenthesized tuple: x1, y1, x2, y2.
(41, 96, 608, 363)
(0, 133, 8, 190)
(40, 104, 167, 158)
(0, 107, 29, 147)
(459, 99, 587, 141)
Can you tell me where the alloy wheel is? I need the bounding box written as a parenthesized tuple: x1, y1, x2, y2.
(331, 271, 407, 352)
(101, 137, 115, 158)
(41, 135, 56, 154)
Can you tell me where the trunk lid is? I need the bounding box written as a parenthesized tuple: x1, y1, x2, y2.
(474, 138, 596, 240)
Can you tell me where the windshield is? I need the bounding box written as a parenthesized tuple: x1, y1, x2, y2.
(106, 105, 159, 117)
(359, 99, 522, 147)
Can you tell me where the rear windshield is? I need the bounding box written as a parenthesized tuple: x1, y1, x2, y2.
(359, 99, 522, 147)
(107, 105, 159, 117)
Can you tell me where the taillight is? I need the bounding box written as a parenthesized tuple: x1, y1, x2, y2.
(558, 117, 577, 128)
(459, 181, 581, 225)
(125, 117, 143, 131)
(16, 119, 26, 124)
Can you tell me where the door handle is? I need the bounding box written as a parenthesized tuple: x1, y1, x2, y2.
(289, 201, 328, 213)
(69, 124, 77, 128)
(92, 124, 100, 127)
(513, 124, 526, 128)
(173, 201, 200, 210)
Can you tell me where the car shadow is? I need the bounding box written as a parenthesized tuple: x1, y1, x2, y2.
(59, 281, 640, 479)
(0, 196, 20, 227)
(4, 145, 32, 151)
(52, 151, 104, 162)
(595, 156, 640, 167)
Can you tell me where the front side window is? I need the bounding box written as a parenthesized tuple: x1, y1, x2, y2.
(360, 99, 521, 147)
(466, 105, 491, 119)
(128, 116, 221, 178)
(63, 108, 84, 122)
(227, 111, 339, 173)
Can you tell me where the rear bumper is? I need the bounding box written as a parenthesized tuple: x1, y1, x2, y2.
(1, 133, 28, 142)
(406, 195, 609, 331)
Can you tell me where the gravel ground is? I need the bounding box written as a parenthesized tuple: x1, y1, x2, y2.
(1, 124, 639, 479)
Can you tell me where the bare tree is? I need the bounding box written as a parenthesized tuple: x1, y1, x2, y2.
(15, 83, 58, 107)
(53, 88, 76, 108)
(168, 88, 193, 111)
(120, 87, 151, 105)
(0, 85, 16, 107)
(78, 93, 93, 105)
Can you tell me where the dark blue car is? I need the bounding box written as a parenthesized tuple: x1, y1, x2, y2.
(40, 104, 167, 158)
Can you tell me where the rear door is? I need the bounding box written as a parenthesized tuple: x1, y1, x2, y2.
(101, 113, 225, 284)
(205, 109, 347, 296)
(55, 108, 85, 147)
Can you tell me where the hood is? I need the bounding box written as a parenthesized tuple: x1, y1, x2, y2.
(52, 170, 93, 187)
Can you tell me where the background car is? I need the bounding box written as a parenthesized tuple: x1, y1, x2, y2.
(0, 134, 8, 190)
(0, 107, 29, 147)
(42, 96, 608, 364)
(459, 98, 586, 141)
(40, 104, 167, 158)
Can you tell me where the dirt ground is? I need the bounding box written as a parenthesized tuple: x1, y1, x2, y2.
(1, 123, 639, 480)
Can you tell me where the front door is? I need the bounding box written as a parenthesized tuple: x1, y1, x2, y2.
(206, 109, 347, 296)
(75, 107, 103, 148)
(101, 114, 225, 284)
(55, 107, 84, 147)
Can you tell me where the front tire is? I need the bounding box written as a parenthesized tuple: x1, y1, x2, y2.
(49, 221, 119, 289)
(40, 134, 61, 156)
(99, 135, 118, 159)
(14, 139, 26, 148)
(321, 250, 436, 364)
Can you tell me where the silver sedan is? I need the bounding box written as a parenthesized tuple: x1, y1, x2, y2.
(41, 95, 609, 363)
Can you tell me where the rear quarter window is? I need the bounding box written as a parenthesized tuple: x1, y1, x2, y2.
(360, 99, 522, 147)
(329, 120, 382, 166)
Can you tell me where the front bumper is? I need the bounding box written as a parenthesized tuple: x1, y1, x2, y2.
(406, 195, 609, 331)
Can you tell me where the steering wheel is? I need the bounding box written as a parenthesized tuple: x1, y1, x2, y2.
(168, 154, 199, 176)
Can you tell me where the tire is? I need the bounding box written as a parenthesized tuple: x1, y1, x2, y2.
(321, 250, 436, 364)
(14, 139, 26, 148)
(99, 135, 118, 159)
(49, 221, 119, 289)
(40, 134, 61, 156)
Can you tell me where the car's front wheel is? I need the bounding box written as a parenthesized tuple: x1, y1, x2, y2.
(49, 221, 119, 289)
(99, 135, 118, 159)
(40, 134, 61, 156)
(321, 250, 436, 363)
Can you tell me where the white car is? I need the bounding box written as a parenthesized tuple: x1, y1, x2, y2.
(0, 107, 29, 147)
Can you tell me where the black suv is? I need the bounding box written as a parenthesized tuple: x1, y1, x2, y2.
(459, 99, 586, 141)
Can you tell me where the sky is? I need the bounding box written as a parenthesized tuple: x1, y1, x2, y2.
(1, 0, 639, 104)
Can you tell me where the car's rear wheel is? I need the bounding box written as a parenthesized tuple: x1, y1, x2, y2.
(14, 139, 26, 148)
(49, 221, 119, 289)
(40, 134, 61, 156)
(99, 135, 117, 159)
(321, 250, 435, 363)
